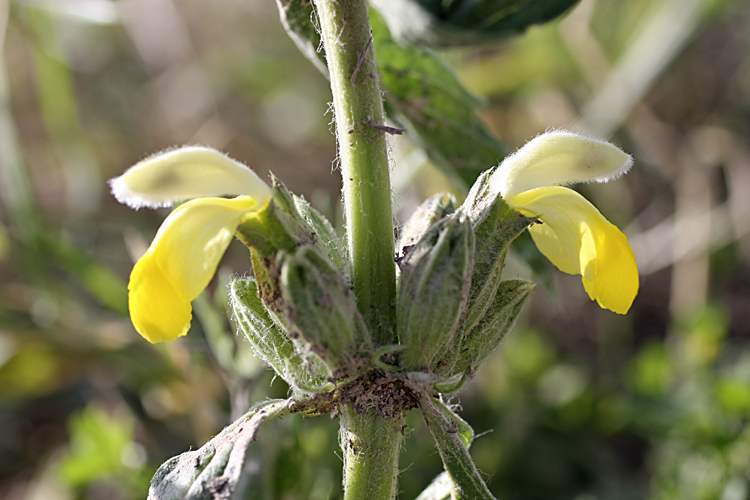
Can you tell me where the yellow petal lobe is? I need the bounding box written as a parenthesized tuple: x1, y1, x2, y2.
(511, 186, 639, 314)
(128, 196, 258, 342)
(128, 255, 192, 343)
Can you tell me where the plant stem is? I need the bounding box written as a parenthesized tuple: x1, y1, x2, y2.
(314, 0, 396, 346)
(314, 0, 400, 498)
(340, 407, 404, 500)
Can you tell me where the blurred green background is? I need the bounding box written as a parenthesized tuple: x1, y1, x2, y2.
(1, 0, 750, 498)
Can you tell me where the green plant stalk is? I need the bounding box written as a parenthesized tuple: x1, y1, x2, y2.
(340, 406, 404, 500)
(314, 0, 396, 346)
(313, 0, 400, 498)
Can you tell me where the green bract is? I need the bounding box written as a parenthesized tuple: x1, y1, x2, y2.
(229, 277, 332, 393)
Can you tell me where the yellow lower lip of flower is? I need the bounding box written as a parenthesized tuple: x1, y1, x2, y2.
(511, 186, 639, 314)
(127, 196, 260, 343)
(129, 255, 192, 343)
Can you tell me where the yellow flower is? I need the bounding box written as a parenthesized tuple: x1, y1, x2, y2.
(110, 147, 272, 343)
(491, 131, 639, 314)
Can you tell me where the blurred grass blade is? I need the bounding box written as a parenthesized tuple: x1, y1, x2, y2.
(25, 5, 103, 215)
(370, 0, 581, 47)
(420, 394, 496, 500)
(273, 1, 509, 189)
(148, 398, 292, 500)
(45, 236, 129, 316)
(194, 293, 235, 371)
(0, 2, 42, 242)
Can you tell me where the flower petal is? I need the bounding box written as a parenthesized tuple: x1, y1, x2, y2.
(128, 196, 258, 342)
(110, 146, 271, 209)
(128, 256, 192, 343)
(491, 131, 633, 201)
(511, 186, 639, 314)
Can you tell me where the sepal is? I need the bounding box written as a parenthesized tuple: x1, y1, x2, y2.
(293, 195, 347, 272)
(235, 176, 317, 258)
(448, 279, 534, 384)
(460, 171, 535, 336)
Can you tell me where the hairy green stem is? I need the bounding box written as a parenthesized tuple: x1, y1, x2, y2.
(340, 407, 404, 500)
(314, 0, 396, 346)
(313, 0, 400, 498)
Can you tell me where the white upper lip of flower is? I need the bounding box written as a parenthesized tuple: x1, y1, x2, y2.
(109, 146, 272, 210)
(490, 131, 633, 201)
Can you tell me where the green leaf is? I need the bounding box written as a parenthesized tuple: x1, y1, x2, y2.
(420, 395, 496, 500)
(148, 399, 291, 500)
(272, 1, 510, 189)
(274, 0, 327, 75)
(371, 0, 581, 47)
(371, 11, 508, 188)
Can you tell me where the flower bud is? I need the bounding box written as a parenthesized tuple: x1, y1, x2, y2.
(293, 195, 348, 272)
(235, 176, 346, 330)
(229, 277, 331, 393)
(396, 212, 474, 371)
(280, 246, 372, 374)
(397, 192, 456, 253)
